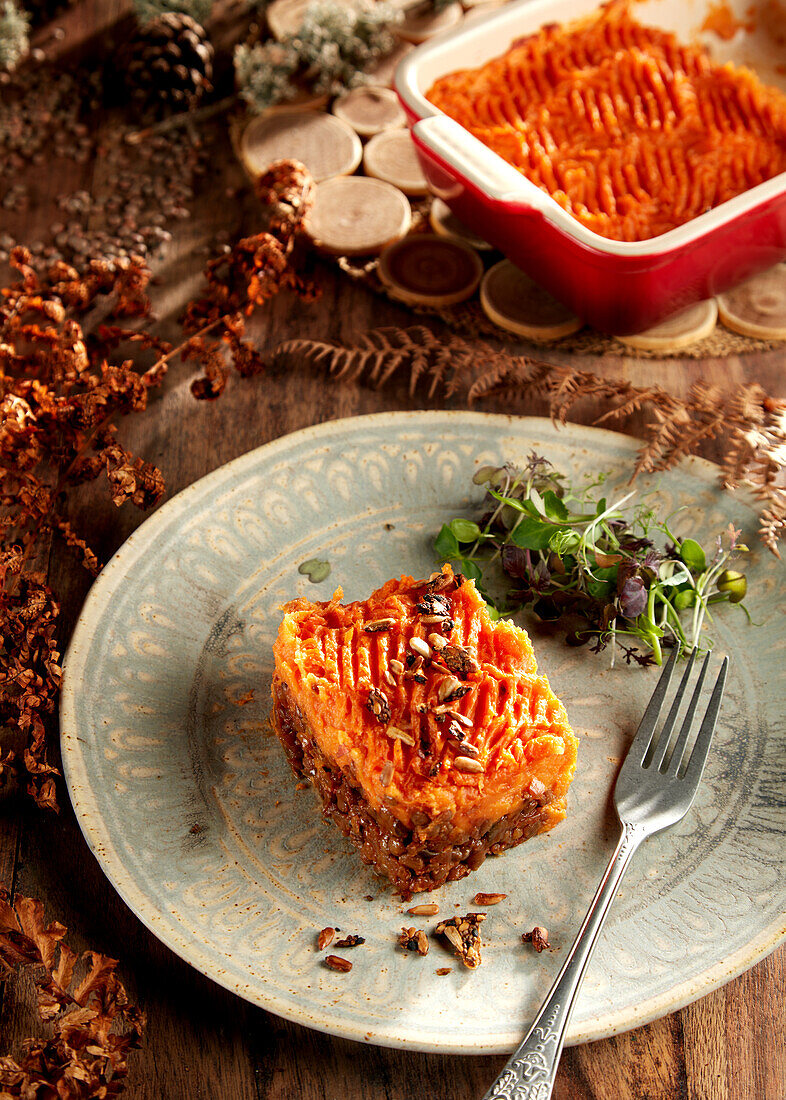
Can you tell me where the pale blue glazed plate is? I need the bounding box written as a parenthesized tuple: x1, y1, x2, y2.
(61, 412, 786, 1054)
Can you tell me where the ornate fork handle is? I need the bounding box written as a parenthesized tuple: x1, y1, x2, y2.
(483, 821, 648, 1100)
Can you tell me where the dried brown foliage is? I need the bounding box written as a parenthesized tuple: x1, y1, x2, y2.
(180, 159, 320, 399)
(1, 248, 167, 809)
(272, 325, 786, 554)
(0, 887, 143, 1097)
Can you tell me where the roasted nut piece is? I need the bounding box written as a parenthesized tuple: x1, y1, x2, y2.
(317, 926, 335, 950)
(435, 913, 486, 969)
(416, 593, 451, 617)
(472, 892, 507, 906)
(522, 926, 551, 952)
(440, 644, 479, 679)
(398, 927, 429, 956)
(324, 954, 353, 972)
(335, 934, 365, 948)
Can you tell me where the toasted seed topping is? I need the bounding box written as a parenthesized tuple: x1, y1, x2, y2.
(390, 659, 405, 674)
(426, 571, 452, 592)
(441, 644, 479, 679)
(453, 755, 484, 774)
(404, 671, 427, 684)
(420, 614, 448, 624)
(416, 593, 451, 617)
(380, 761, 394, 786)
(456, 739, 480, 758)
(435, 967, 452, 975)
(409, 637, 432, 659)
(435, 913, 486, 969)
(407, 903, 439, 916)
(324, 955, 352, 972)
(522, 926, 550, 952)
(437, 675, 464, 702)
(398, 927, 429, 955)
(334, 934, 365, 948)
(473, 893, 507, 906)
(447, 709, 473, 728)
(528, 777, 547, 797)
(383, 670, 396, 687)
(364, 618, 396, 632)
(317, 927, 335, 951)
(386, 725, 415, 746)
(365, 687, 391, 724)
(428, 633, 448, 650)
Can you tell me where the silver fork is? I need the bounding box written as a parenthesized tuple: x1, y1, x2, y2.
(482, 647, 729, 1100)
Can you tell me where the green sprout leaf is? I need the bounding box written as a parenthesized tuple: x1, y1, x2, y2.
(449, 518, 482, 543)
(679, 538, 706, 572)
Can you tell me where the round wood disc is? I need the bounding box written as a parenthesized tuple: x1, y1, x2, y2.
(364, 40, 414, 88)
(332, 86, 407, 138)
(717, 264, 786, 340)
(480, 260, 582, 340)
(363, 129, 428, 195)
(429, 197, 493, 250)
(305, 176, 412, 255)
(240, 111, 362, 183)
(396, 2, 463, 44)
(267, 0, 357, 39)
(378, 234, 484, 306)
(620, 299, 718, 351)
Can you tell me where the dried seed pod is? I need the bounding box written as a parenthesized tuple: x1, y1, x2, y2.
(407, 903, 439, 916)
(317, 927, 335, 950)
(324, 954, 353, 972)
(473, 893, 507, 906)
(453, 755, 484, 774)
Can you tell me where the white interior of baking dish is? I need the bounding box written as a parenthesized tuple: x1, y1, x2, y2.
(396, 0, 786, 256)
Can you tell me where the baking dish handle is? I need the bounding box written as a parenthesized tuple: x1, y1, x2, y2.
(412, 116, 545, 209)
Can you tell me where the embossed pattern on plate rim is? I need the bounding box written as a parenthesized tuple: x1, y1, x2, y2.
(60, 411, 786, 1054)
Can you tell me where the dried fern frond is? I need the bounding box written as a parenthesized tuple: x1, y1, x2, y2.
(271, 325, 479, 397)
(271, 324, 786, 554)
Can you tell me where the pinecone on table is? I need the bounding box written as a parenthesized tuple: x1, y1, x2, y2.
(123, 12, 213, 118)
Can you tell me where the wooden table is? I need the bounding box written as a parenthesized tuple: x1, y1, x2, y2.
(2, 85, 784, 1099)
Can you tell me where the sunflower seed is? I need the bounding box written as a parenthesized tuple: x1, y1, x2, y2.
(453, 756, 484, 774)
(428, 633, 448, 650)
(437, 676, 463, 702)
(409, 637, 431, 659)
(407, 903, 439, 916)
(386, 726, 415, 746)
(364, 618, 396, 633)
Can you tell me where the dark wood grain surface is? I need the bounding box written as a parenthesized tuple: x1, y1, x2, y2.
(2, 38, 785, 1098)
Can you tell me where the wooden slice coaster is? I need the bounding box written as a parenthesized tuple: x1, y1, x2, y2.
(620, 298, 718, 351)
(717, 264, 786, 340)
(429, 198, 493, 250)
(240, 111, 362, 183)
(267, 0, 357, 39)
(364, 41, 414, 88)
(305, 176, 412, 255)
(396, 2, 463, 44)
(363, 129, 428, 195)
(332, 86, 407, 138)
(378, 234, 484, 306)
(480, 259, 582, 341)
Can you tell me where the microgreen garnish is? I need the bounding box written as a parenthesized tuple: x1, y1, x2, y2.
(298, 558, 331, 584)
(434, 455, 750, 665)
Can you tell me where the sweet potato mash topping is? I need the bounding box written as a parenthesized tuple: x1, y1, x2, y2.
(426, 0, 786, 241)
(273, 565, 577, 831)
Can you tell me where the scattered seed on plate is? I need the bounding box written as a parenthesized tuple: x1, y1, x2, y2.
(334, 934, 365, 948)
(398, 927, 429, 955)
(407, 903, 439, 916)
(317, 927, 335, 950)
(436, 967, 452, 975)
(522, 926, 551, 952)
(324, 954, 353, 972)
(473, 893, 507, 906)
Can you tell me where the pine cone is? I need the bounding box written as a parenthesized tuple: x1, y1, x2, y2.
(123, 12, 213, 118)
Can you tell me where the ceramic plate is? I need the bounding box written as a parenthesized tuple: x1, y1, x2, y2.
(61, 412, 786, 1054)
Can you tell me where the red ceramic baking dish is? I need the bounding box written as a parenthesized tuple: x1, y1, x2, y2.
(395, 0, 786, 335)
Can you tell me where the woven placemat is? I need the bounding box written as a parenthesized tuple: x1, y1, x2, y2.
(335, 221, 784, 359)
